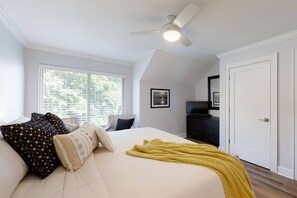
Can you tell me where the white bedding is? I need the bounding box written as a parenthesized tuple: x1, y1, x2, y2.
(12, 127, 225, 198)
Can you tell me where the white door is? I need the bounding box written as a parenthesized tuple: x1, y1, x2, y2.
(229, 60, 271, 168)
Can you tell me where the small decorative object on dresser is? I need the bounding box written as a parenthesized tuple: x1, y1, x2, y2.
(150, 88, 170, 108)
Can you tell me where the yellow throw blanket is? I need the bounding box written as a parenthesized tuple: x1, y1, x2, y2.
(126, 139, 255, 198)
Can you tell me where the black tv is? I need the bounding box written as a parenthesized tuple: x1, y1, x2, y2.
(186, 101, 209, 115)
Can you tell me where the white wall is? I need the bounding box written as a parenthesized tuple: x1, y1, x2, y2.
(219, 33, 297, 179)
(132, 51, 154, 127)
(140, 80, 195, 137)
(25, 49, 133, 117)
(195, 63, 220, 117)
(0, 21, 25, 121)
(134, 50, 205, 137)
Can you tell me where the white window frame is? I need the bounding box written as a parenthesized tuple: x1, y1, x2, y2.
(38, 64, 126, 120)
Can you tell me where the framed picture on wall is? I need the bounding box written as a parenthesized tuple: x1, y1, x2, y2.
(213, 92, 220, 105)
(150, 88, 170, 108)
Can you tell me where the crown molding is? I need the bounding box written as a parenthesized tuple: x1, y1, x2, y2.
(26, 44, 133, 66)
(0, 6, 28, 46)
(217, 29, 297, 59)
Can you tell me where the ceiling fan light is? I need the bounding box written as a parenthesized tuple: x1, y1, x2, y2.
(163, 29, 181, 42)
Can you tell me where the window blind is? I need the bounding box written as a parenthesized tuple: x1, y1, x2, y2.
(39, 67, 124, 125)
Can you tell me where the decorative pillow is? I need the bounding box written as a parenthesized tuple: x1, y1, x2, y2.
(53, 122, 99, 171)
(31, 112, 69, 134)
(31, 112, 44, 121)
(0, 119, 7, 139)
(64, 122, 80, 132)
(61, 117, 80, 132)
(9, 116, 31, 124)
(0, 117, 30, 139)
(0, 139, 28, 198)
(92, 123, 113, 152)
(1, 117, 61, 179)
(45, 113, 69, 134)
(61, 116, 80, 125)
(116, 118, 135, 131)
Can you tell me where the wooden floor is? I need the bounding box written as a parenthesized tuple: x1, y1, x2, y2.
(244, 161, 297, 198)
(186, 138, 297, 197)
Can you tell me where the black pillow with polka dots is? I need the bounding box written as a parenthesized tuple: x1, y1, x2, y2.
(31, 112, 44, 121)
(31, 112, 69, 135)
(45, 113, 69, 135)
(1, 117, 61, 179)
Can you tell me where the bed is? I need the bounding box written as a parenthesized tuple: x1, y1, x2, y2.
(9, 127, 225, 198)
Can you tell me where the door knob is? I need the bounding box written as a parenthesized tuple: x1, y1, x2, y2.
(259, 118, 269, 122)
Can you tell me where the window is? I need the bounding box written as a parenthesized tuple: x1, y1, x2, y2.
(39, 66, 124, 125)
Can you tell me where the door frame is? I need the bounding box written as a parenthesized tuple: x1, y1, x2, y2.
(225, 54, 278, 173)
(292, 49, 297, 180)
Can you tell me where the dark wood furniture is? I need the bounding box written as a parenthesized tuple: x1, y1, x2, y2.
(187, 115, 219, 146)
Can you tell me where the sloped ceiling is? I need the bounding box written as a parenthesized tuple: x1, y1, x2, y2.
(1, 0, 297, 65)
(141, 50, 210, 86)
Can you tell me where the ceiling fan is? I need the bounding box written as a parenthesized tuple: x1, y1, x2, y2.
(131, 3, 199, 47)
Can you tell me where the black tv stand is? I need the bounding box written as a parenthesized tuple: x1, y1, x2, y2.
(187, 115, 219, 146)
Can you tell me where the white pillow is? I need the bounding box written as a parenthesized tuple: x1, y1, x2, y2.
(92, 123, 114, 152)
(0, 139, 28, 198)
(61, 116, 79, 125)
(64, 122, 80, 132)
(9, 116, 30, 124)
(61, 117, 80, 132)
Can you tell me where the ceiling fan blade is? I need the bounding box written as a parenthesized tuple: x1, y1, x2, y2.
(179, 34, 192, 47)
(173, 3, 199, 28)
(131, 30, 161, 35)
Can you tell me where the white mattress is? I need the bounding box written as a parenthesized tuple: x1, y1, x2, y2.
(12, 127, 225, 198)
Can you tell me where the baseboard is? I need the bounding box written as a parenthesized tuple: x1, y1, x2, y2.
(277, 166, 294, 179)
(176, 133, 187, 138)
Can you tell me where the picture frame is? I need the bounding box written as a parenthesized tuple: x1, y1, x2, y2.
(150, 88, 170, 108)
(213, 92, 220, 106)
(208, 75, 220, 110)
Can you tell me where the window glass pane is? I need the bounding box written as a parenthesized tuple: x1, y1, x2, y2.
(89, 74, 122, 124)
(40, 67, 123, 125)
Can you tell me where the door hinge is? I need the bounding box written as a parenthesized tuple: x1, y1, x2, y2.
(229, 107, 230, 112)
(229, 76, 231, 80)
(228, 139, 230, 144)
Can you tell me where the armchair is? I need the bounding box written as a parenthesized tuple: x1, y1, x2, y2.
(105, 114, 136, 131)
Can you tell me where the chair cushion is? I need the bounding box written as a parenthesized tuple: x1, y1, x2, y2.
(53, 122, 99, 171)
(116, 118, 135, 131)
(1, 117, 61, 179)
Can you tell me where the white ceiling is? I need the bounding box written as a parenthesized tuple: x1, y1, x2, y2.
(1, 0, 297, 65)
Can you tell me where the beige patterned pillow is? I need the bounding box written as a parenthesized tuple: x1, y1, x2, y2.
(53, 122, 99, 171)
